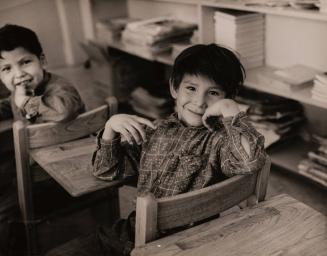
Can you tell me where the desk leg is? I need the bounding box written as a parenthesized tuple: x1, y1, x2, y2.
(90, 187, 121, 226)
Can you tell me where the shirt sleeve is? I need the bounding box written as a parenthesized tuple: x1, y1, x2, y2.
(91, 129, 140, 181)
(0, 97, 13, 120)
(22, 82, 84, 123)
(218, 111, 267, 177)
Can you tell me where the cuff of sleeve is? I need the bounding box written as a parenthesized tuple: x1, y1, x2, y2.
(222, 111, 247, 127)
(23, 96, 41, 120)
(96, 128, 121, 147)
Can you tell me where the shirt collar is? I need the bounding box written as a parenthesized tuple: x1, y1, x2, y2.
(34, 70, 51, 95)
(163, 112, 207, 130)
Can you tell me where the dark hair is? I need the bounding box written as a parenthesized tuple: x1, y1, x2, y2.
(170, 44, 245, 99)
(0, 24, 43, 59)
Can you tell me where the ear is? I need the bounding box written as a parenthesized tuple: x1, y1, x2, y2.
(169, 79, 178, 100)
(39, 53, 47, 67)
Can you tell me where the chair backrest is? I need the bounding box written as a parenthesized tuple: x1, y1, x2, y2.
(12, 96, 118, 221)
(135, 157, 271, 247)
(14, 96, 118, 150)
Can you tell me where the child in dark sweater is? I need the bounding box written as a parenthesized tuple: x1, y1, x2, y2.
(0, 24, 85, 255)
(0, 24, 84, 123)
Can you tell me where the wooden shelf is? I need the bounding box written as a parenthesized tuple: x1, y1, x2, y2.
(101, 40, 327, 110)
(99, 40, 175, 65)
(267, 138, 327, 187)
(245, 66, 327, 110)
(201, 0, 327, 22)
(268, 138, 315, 173)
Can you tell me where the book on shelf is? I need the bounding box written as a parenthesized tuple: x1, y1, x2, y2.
(122, 27, 194, 46)
(298, 158, 327, 187)
(308, 151, 327, 167)
(313, 134, 327, 146)
(256, 66, 318, 93)
(215, 19, 265, 32)
(311, 73, 327, 103)
(214, 9, 265, 69)
(214, 9, 264, 22)
(244, 0, 290, 7)
(95, 17, 139, 44)
(124, 16, 197, 37)
(274, 64, 321, 85)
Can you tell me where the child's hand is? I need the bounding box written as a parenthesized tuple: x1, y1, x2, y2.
(103, 114, 156, 144)
(14, 84, 33, 109)
(202, 99, 240, 131)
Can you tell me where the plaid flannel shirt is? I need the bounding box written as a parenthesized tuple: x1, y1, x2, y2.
(92, 112, 266, 198)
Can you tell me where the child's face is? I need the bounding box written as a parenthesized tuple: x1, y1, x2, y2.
(170, 74, 226, 127)
(0, 47, 45, 92)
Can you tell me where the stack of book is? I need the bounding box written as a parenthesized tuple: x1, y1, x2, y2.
(121, 17, 197, 58)
(95, 17, 138, 45)
(311, 73, 327, 104)
(257, 65, 320, 93)
(129, 86, 174, 120)
(298, 135, 327, 187)
(289, 0, 319, 9)
(214, 9, 265, 70)
(236, 87, 305, 148)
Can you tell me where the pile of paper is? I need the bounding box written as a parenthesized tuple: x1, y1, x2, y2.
(298, 134, 327, 187)
(312, 73, 327, 103)
(95, 17, 138, 45)
(236, 87, 305, 148)
(121, 17, 197, 57)
(257, 65, 320, 93)
(214, 10, 265, 70)
(289, 0, 319, 9)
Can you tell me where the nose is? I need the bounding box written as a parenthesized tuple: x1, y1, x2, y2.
(13, 66, 26, 79)
(193, 92, 206, 108)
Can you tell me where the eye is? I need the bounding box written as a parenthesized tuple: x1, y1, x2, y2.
(208, 90, 222, 97)
(185, 86, 196, 91)
(22, 59, 32, 65)
(1, 66, 11, 73)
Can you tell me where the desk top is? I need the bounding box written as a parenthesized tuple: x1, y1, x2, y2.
(132, 194, 327, 256)
(30, 136, 123, 197)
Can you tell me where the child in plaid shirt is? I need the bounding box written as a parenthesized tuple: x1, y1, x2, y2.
(47, 44, 266, 256)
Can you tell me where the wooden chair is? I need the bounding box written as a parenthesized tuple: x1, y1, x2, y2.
(13, 97, 122, 255)
(134, 157, 271, 248)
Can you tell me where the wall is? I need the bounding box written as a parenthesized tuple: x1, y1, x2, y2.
(265, 15, 327, 71)
(0, 0, 87, 68)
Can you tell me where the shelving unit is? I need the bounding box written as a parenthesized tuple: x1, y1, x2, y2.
(82, 0, 327, 186)
(246, 67, 327, 109)
(201, 0, 327, 22)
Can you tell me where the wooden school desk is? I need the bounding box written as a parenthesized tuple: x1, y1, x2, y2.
(30, 136, 123, 197)
(132, 194, 327, 256)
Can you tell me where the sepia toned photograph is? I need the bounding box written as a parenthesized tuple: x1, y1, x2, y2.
(0, 0, 326, 255)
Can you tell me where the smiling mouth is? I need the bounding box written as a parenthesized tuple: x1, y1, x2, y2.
(16, 79, 33, 87)
(187, 109, 204, 116)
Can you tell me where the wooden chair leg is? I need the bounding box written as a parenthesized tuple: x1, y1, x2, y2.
(89, 187, 121, 227)
(107, 187, 121, 225)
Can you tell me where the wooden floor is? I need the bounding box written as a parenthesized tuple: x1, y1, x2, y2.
(4, 65, 325, 255)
